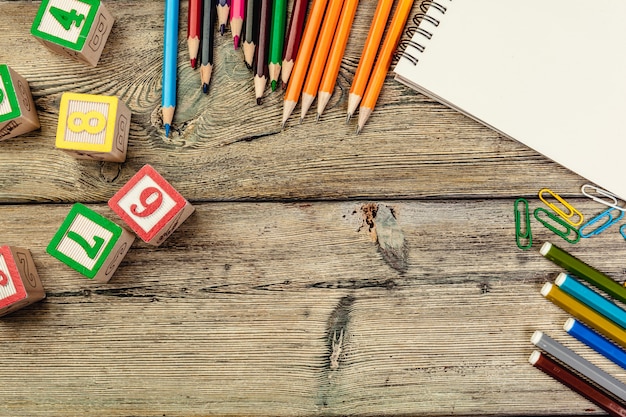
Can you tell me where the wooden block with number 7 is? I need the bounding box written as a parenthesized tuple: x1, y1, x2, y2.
(46, 203, 135, 283)
(0, 246, 46, 317)
(30, 0, 114, 67)
(108, 164, 195, 246)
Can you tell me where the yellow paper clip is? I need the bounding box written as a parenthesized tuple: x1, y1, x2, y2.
(514, 198, 532, 250)
(581, 184, 626, 212)
(538, 188, 584, 227)
(579, 207, 624, 238)
(533, 207, 580, 244)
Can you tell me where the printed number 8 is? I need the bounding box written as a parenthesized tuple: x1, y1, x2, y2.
(68, 111, 106, 135)
(0, 270, 8, 286)
(130, 187, 163, 217)
(50, 7, 85, 31)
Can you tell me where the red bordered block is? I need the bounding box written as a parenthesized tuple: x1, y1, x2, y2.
(0, 246, 46, 317)
(108, 164, 195, 246)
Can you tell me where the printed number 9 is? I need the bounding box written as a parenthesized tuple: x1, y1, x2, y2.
(68, 111, 106, 135)
(0, 270, 8, 286)
(50, 7, 85, 31)
(130, 187, 163, 218)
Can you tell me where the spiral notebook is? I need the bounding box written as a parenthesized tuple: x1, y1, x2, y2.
(394, 0, 626, 200)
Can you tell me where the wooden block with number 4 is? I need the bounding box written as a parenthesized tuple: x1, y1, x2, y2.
(31, 0, 114, 67)
(0, 246, 46, 317)
(108, 164, 195, 246)
(0, 65, 40, 141)
(46, 203, 135, 283)
(56, 92, 131, 162)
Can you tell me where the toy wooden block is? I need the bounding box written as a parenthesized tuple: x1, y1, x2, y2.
(0, 246, 45, 317)
(0, 65, 40, 141)
(108, 164, 195, 246)
(31, 0, 114, 67)
(56, 92, 131, 162)
(46, 203, 135, 283)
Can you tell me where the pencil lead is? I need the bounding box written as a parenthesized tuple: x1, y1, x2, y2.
(346, 113, 352, 124)
(355, 125, 362, 135)
(220, 24, 225, 35)
(202, 83, 209, 94)
(271, 80, 277, 91)
(256, 97, 262, 105)
(190, 58, 197, 69)
(164, 124, 171, 137)
(233, 36, 239, 49)
(281, 81, 287, 90)
(315, 113, 320, 122)
(299, 117, 304, 124)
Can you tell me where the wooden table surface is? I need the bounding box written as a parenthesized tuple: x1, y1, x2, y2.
(2, 0, 626, 416)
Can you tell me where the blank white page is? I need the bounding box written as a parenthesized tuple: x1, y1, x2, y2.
(394, 0, 626, 199)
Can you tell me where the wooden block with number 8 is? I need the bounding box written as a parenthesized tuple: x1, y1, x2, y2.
(56, 92, 131, 162)
(108, 165, 195, 246)
(46, 203, 135, 283)
(0, 246, 46, 317)
(31, 0, 114, 67)
(0, 65, 40, 141)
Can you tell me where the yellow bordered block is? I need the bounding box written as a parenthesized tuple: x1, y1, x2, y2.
(30, 0, 114, 67)
(0, 246, 46, 317)
(0, 65, 40, 141)
(56, 92, 131, 162)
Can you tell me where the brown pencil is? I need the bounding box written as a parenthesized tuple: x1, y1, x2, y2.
(529, 350, 626, 417)
(254, 0, 272, 104)
(281, 0, 308, 89)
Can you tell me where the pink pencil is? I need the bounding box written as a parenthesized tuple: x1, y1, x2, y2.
(230, 0, 245, 49)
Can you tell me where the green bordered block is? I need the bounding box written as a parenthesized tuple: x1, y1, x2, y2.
(31, 0, 115, 67)
(0, 65, 40, 141)
(47, 203, 134, 283)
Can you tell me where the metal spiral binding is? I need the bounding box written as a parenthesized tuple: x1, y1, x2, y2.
(396, 0, 451, 66)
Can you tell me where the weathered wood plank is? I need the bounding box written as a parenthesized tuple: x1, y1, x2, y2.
(1, 200, 625, 416)
(0, 0, 586, 204)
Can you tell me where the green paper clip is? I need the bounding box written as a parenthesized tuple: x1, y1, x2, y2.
(534, 207, 580, 244)
(514, 198, 532, 250)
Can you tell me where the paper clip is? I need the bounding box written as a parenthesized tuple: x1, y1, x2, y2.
(579, 207, 625, 238)
(514, 198, 532, 250)
(533, 207, 580, 244)
(538, 188, 584, 227)
(581, 184, 626, 212)
(620, 224, 626, 240)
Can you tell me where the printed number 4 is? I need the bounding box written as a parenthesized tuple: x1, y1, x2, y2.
(67, 231, 105, 259)
(50, 7, 85, 31)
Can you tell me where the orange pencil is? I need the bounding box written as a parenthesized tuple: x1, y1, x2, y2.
(316, 0, 359, 120)
(281, 0, 329, 127)
(346, 0, 393, 120)
(356, 0, 414, 133)
(299, 0, 344, 121)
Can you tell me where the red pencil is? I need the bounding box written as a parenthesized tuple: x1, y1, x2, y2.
(280, 0, 308, 89)
(530, 351, 626, 417)
(187, 0, 202, 68)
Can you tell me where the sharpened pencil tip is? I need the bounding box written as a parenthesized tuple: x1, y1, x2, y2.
(220, 24, 225, 35)
(281, 81, 287, 90)
(256, 97, 262, 105)
(315, 113, 320, 122)
(190, 58, 197, 69)
(234, 36, 239, 49)
(202, 83, 209, 94)
(355, 126, 362, 135)
(165, 124, 171, 137)
(299, 117, 303, 124)
(271, 80, 277, 91)
(345, 113, 352, 124)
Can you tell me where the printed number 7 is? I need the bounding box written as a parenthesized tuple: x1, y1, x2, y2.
(0, 89, 4, 105)
(67, 231, 105, 259)
(50, 7, 85, 31)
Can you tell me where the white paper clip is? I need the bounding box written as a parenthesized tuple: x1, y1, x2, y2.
(581, 184, 626, 212)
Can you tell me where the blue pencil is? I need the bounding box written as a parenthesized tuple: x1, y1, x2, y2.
(556, 272, 626, 329)
(162, 0, 179, 137)
(565, 318, 626, 370)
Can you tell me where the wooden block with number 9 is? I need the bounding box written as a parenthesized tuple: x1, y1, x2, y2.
(46, 203, 135, 283)
(56, 92, 131, 162)
(0, 65, 40, 141)
(0, 246, 46, 317)
(108, 164, 195, 246)
(31, 0, 114, 67)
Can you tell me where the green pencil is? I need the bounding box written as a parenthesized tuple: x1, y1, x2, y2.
(268, 0, 287, 91)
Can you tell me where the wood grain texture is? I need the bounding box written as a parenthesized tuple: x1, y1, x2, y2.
(1, 1, 624, 416)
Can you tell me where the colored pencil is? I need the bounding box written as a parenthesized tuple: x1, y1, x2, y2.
(162, 0, 179, 137)
(529, 350, 626, 417)
(243, 0, 259, 68)
(299, 0, 344, 120)
(200, 0, 216, 93)
(253, 0, 272, 104)
(541, 282, 626, 348)
(281, 0, 308, 88)
(346, 0, 393, 120)
(268, 0, 287, 91)
(188, 0, 202, 68)
(230, 0, 245, 48)
(316, 0, 359, 120)
(217, 0, 230, 35)
(541, 242, 626, 305)
(532, 331, 626, 401)
(565, 318, 626, 370)
(556, 273, 626, 329)
(281, 0, 329, 126)
(356, 0, 415, 134)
